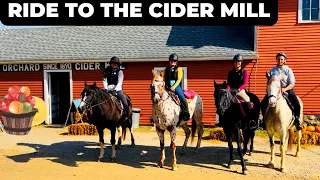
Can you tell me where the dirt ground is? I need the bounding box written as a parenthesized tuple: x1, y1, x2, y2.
(1, 125, 320, 180)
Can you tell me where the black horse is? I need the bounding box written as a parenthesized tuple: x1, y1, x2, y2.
(78, 81, 135, 162)
(213, 80, 261, 175)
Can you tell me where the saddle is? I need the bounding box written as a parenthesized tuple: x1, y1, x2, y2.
(283, 93, 295, 112)
(167, 89, 197, 106)
(109, 92, 131, 118)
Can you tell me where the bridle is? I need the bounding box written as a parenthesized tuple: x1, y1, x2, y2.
(150, 79, 170, 104)
(267, 77, 282, 100)
(81, 89, 108, 115)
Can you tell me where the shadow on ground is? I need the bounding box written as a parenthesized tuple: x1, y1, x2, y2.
(4, 140, 273, 175)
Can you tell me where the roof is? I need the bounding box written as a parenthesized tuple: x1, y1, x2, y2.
(0, 26, 257, 63)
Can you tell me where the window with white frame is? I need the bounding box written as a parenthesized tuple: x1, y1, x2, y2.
(299, 0, 320, 22)
(153, 67, 188, 90)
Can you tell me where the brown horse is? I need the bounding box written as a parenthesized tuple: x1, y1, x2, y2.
(78, 81, 135, 162)
(264, 72, 302, 172)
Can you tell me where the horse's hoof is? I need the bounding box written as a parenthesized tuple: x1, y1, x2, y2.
(248, 152, 252, 156)
(295, 153, 301, 158)
(242, 170, 248, 175)
(109, 157, 116, 162)
(267, 163, 274, 169)
(281, 168, 287, 173)
(158, 163, 164, 168)
(227, 164, 231, 169)
(172, 165, 178, 171)
(97, 158, 103, 162)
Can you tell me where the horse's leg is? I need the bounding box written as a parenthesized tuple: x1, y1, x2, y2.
(280, 129, 288, 172)
(295, 130, 302, 157)
(156, 126, 165, 168)
(236, 128, 247, 175)
(97, 128, 105, 162)
(225, 130, 234, 169)
(110, 127, 117, 162)
(129, 127, 135, 147)
(180, 123, 191, 156)
(267, 131, 275, 169)
(194, 118, 204, 154)
(242, 129, 249, 156)
(116, 126, 122, 150)
(249, 130, 255, 156)
(168, 126, 178, 171)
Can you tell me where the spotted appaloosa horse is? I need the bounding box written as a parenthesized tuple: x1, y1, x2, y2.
(150, 69, 204, 171)
(264, 72, 302, 173)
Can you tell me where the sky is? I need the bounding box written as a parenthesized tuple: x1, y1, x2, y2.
(0, 21, 55, 29)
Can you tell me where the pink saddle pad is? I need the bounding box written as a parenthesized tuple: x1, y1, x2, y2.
(183, 89, 197, 99)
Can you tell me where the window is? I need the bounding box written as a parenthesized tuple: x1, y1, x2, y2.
(299, 0, 320, 22)
(153, 67, 188, 90)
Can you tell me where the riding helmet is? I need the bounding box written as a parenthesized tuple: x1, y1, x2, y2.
(276, 52, 287, 59)
(232, 54, 243, 64)
(110, 56, 121, 65)
(169, 53, 178, 61)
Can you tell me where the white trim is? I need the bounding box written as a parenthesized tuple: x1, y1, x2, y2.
(43, 69, 73, 125)
(154, 67, 188, 90)
(298, 0, 320, 23)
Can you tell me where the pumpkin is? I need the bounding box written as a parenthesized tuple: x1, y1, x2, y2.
(306, 126, 315, 132)
(315, 126, 320, 133)
(302, 123, 307, 129)
(301, 128, 307, 134)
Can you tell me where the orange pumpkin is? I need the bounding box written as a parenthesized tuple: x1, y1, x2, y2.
(301, 128, 307, 134)
(315, 126, 320, 133)
(306, 126, 315, 132)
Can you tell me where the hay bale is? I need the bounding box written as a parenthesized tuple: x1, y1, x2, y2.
(207, 127, 243, 142)
(68, 123, 98, 135)
(293, 131, 320, 145)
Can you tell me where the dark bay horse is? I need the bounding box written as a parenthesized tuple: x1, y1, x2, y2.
(78, 81, 135, 162)
(214, 80, 261, 175)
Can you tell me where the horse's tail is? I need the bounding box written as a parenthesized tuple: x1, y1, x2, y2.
(191, 116, 196, 144)
(287, 128, 294, 151)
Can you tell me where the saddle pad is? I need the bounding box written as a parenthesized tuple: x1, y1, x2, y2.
(111, 95, 124, 114)
(183, 89, 197, 99)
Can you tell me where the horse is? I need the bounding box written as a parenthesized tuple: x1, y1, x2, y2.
(150, 69, 204, 171)
(264, 72, 302, 173)
(213, 80, 261, 175)
(78, 81, 135, 162)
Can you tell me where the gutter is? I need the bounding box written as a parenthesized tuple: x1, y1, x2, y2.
(0, 55, 259, 64)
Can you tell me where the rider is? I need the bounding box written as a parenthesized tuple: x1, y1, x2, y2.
(261, 52, 302, 130)
(162, 53, 190, 121)
(226, 54, 253, 115)
(102, 56, 129, 117)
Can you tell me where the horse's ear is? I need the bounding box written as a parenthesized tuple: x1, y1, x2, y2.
(160, 70, 164, 78)
(223, 81, 227, 87)
(84, 81, 87, 87)
(152, 69, 155, 78)
(214, 80, 218, 87)
(266, 71, 271, 79)
(93, 81, 97, 87)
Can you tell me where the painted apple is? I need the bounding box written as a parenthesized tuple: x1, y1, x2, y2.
(26, 96, 36, 108)
(14, 92, 26, 102)
(1, 101, 10, 111)
(8, 86, 20, 97)
(4, 94, 14, 102)
(20, 86, 31, 97)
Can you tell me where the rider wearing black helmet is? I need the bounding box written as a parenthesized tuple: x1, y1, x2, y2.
(226, 54, 253, 115)
(162, 53, 190, 121)
(102, 56, 129, 117)
(261, 52, 302, 130)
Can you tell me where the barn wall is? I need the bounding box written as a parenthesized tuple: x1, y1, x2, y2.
(72, 60, 258, 126)
(256, 0, 320, 114)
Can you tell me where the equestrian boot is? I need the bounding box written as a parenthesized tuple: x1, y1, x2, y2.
(180, 100, 190, 121)
(294, 116, 303, 131)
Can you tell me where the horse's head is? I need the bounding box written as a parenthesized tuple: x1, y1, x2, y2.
(266, 72, 284, 107)
(78, 81, 99, 114)
(214, 80, 231, 116)
(150, 69, 166, 104)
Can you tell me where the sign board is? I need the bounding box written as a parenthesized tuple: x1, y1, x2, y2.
(0, 62, 127, 72)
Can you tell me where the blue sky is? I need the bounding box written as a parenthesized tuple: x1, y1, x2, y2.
(0, 21, 55, 29)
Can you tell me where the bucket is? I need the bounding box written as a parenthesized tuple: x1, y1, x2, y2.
(0, 109, 37, 135)
(132, 108, 141, 128)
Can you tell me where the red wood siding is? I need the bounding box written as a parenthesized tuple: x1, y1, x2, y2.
(257, 0, 320, 115)
(0, 71, 44, 99)
(72, 60, 258, 126)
